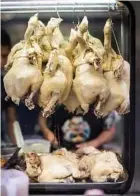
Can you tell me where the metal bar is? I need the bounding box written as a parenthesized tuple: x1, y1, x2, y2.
(1, 10, 121, 14)
(1, 0, 126, 12)
(1, 0, 117, 6)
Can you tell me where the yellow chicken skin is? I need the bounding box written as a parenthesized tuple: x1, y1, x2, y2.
(72, 16, 110, 114)
(94, 19, 130, 117)
(38, 49, 73, 118)
(4, 14, 43, 109)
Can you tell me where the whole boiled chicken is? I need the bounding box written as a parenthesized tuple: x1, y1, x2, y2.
(38, 49, 73, 118)
(72, 16, 110, 114)
(4, 14, 43, 109)
(94, 19, 130, 117)
(78, 146, 124, 182)
(38, 148, 81, 182)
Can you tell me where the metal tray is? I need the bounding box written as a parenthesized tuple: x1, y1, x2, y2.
(29, 179, 128, 194)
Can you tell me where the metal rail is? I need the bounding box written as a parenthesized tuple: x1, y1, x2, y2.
(0, 0, 126, 13)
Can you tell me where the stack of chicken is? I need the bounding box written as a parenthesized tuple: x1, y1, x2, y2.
(23, 147, 125, 183)
(3, 14, 130, 118)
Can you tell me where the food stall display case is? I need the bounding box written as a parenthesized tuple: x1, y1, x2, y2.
(1, 0, 135, 194)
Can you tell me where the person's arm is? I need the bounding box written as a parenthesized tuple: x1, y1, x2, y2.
(38, 112, 58, 145)
(87, 127, 115, 148)
(77, 112, 116, 149)
(6, 106, 17, 144)
(76, 127, 115, 149)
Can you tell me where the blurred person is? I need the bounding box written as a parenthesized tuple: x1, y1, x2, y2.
(1, 28, 17, 144)
(38, 105, 117, 150)
(15, 103, 42, 140)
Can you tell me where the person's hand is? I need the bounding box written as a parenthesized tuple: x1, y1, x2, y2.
(45, 130, 58, 145)
(76, 139, 100, 150)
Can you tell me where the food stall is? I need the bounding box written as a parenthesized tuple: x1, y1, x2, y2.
(1, 0, 136, 195)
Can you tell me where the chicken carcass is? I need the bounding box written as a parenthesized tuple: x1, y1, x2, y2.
(73, 16, 110, 114)
(38, 148, 81, 182)
(38, 49, 73, 118)
(90, 151, 124, 182)
(4, 14, 43, 109)
(94, 19, 130, 117)
(78, 146, 124, 182)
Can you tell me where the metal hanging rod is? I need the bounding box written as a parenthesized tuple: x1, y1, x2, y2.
(1, 1, 125, 13)
(1, 0, 117, 5)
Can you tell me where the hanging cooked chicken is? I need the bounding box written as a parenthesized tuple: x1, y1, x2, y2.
(38, 49, 73, 118)
(94, 19, 130, 117)
(3, 13, 130, 118)
(4, 14, 43, 109)
(72, 16, 110, 114)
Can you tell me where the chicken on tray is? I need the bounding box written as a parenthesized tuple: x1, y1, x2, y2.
(3, 14, 130, 118)
(19, 147, 125, 183)
(78, 146, 124, 182)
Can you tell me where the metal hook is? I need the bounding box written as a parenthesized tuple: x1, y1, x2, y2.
(72, 2, 75, 24)
(77, 16, 80, 27)
(36, 1, 39, 15)
(108, 0, 121, 56)
(83, 4, 86, 16)
(108, 0, 112, 20)
(55, 2, 60, 18)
